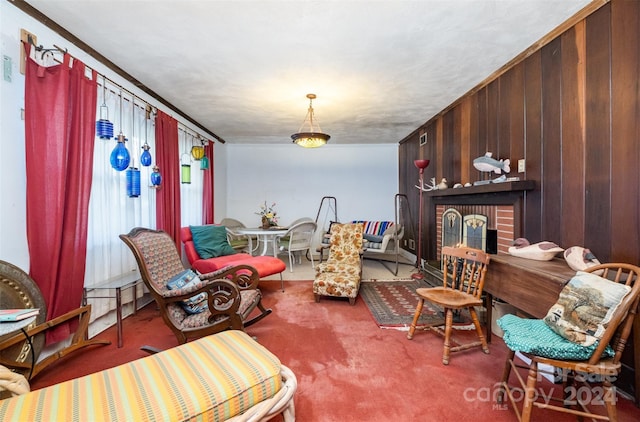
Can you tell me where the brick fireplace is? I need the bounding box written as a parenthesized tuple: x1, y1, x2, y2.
(435, 204, 514, 255)
(425, 180, 535, 258)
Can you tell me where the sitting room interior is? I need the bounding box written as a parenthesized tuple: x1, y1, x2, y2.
(2, 0, 640, 420)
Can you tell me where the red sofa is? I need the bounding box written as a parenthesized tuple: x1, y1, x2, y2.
(180, 226, 286, 289)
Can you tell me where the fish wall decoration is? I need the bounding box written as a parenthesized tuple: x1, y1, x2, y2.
(473, 152, 510, 174)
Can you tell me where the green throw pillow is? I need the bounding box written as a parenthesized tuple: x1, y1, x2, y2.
(190, 225, 236, 259)
(543, 271, 631, 346)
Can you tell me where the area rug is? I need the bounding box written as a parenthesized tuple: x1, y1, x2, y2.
(360, 280, 444, 329)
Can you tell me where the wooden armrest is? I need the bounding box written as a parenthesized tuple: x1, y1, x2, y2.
(199, 264, 260, 291)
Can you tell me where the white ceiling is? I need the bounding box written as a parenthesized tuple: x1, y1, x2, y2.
(24, 0, 592, 145)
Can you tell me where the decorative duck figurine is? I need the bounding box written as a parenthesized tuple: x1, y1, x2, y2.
(437, 178, 448, 190)
(563, 246, 601, 272)
(508, 238, 564, 261)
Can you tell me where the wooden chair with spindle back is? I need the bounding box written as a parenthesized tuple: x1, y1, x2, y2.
(407, 246, 491, 365)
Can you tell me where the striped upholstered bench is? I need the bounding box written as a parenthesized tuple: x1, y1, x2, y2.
(0, 330, 296, 421)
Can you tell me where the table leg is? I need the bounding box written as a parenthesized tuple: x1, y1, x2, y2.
(116, 287, 123, 348)
(132, 283, 138, 316)
(485, 293, 493, 344)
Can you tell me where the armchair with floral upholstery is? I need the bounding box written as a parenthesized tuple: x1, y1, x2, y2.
(313, 223, 364, 305)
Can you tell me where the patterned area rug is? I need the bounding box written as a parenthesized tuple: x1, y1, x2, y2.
(360, 280, 444, 329)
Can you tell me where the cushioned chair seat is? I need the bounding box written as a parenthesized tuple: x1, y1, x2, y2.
(314, 271, 360, 299)
(497, 314, 614, 361)
(0, 331, 287, 421)
(172, 290, 261, 330)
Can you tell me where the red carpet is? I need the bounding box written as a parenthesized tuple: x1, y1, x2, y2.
(30, 280, 640, 421)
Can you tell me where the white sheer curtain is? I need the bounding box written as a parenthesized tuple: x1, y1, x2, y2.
(83, 79, 206, 321)
(84, 81, 157, 317)
(179, 129, 204, 226)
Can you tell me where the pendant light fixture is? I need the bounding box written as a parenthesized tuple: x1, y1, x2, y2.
(150, 165, 162, 188)
(140, 106, 152, 167)
(126, 164, 141, 197)
(126, 95, 140, 197)
(199, 138, 209, 170)
(190, 134, 205, 160)
(291, 93, 330, 148)
(96, 75, 114, 139)
(110, 90, 130, 171)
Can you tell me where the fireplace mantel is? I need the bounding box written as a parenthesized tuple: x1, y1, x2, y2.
(426, 180, 535, 256)
(425, 180, 535, 199)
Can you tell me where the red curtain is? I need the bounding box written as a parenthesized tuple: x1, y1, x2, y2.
(154, 110, 181, 248)
(202, 142, 214, 224)
(24, 44, 97, 343)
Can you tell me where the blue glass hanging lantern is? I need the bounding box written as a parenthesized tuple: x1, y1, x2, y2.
(110, 90, 129, 171)
(140, 143, 152, 166)
(139, 106, 152, 166)
(110, 134, 130, 171)
(126, 166, 141, 197)
(96, 76, 114, 139)
(150, 165, 162, 188)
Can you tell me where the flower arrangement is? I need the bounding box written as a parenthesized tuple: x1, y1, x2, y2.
(256, 201, 279, 227)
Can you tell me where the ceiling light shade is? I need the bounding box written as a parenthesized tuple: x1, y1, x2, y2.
(291, 94, 330, 148)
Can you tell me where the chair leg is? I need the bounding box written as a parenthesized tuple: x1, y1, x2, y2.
(468, 306, 489, 354)
(603, 380, 618, 421)
(497, 350, 515, 404)
(521, 362, 538, 422)
(288, 251, 294, 272)
(442, 308, 453, 365)
(407, 298, 425, 340)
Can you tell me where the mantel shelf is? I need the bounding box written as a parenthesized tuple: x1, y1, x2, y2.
(424, 180, 535, 197)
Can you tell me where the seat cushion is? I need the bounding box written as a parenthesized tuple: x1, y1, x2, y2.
(313, 271, 361, 299)
(0, 331, 283, 421)
(192, 255, 286, 279)
(498, 314, 614, 361)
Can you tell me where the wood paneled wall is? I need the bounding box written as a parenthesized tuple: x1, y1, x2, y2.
(400, 0, 640, 265)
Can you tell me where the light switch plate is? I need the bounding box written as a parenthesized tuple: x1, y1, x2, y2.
(3, 56, 12, 82)
(518, 159, 525, 173)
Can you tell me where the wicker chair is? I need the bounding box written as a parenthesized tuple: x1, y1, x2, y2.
(274, 221, 317, 271)
(120, 227, 271, 345)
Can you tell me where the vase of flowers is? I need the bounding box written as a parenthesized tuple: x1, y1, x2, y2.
(256, 201, 278, 228)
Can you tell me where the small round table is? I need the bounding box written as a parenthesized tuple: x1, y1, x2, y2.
(235, 227, 288, 256)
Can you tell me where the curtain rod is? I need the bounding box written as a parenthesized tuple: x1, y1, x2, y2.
(9, 0, 225, 144)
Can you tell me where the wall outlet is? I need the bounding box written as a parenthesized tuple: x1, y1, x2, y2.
(518, 159, 526, 173)
(408, 239, 415, 250)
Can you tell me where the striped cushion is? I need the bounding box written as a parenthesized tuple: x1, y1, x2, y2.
(351, 220, 394, 237)
(0, 331, 282, 421)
